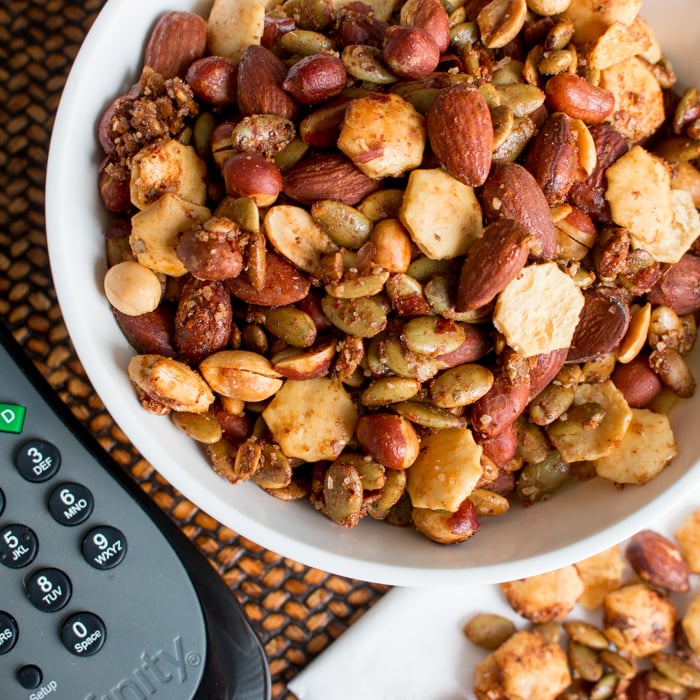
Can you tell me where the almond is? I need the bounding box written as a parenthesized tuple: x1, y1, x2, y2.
(236, 45, 298, 120)
(482, 163, 557, 260)
(144, 11, 207, 79)
(626, 529, 690, 593)
(567, 288, 630, 362)
(427, 84, 493, 187)
(522, 112, 581, 204)
(283, 152, 382, 206)
(456, 218, 532, 312)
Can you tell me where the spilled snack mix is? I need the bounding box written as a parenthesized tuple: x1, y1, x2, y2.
(466, 509, 700, 699)
(98, 0, 700, 544)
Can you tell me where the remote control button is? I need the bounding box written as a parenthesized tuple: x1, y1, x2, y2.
(48, 482, 94, 526)
(0, 524, 38, 569)
(0, 402, 26, 434)
(15, 439, 61, 483)
(0, 487, 4, 517)
(82, 525, 127, 570)
(26, 568, 72, 612)
(17, 664, 42, 690)
(61, 612, 106, 657)
(0, 611, 19, 655)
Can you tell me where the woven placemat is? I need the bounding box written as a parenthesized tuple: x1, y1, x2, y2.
(0, 3, 389, 697)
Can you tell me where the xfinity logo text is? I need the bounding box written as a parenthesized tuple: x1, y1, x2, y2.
(84, 636, 202, 700)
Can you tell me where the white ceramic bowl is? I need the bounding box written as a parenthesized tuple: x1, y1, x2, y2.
(46, 0, 700, 585)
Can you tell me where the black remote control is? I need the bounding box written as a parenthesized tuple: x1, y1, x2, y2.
(0, 320, 271, 700)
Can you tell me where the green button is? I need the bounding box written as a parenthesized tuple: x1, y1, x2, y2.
(0, 403, 26, 434)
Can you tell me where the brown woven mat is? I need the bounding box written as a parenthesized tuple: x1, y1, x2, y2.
(0, 2, 389, 697)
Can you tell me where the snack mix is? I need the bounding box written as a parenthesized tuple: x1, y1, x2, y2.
(98, 0, 700, 544)
(466, 509, 700, 699)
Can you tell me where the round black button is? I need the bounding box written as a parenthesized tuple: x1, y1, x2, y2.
(61, 612, 106, 657)
(0, 487, 5, 517)
(82, 525, 127, 570)
(0, 524, 38, 569)
(15, 439, 61, 483)
(17, 664, 42, 690)
(0, 611, 19, 655)
(48, 482, 94, 526)
(26, 568, 72, 613)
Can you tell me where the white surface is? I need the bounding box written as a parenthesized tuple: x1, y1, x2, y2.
(46, 0, 700, 585)
(288, 498, 700, 700)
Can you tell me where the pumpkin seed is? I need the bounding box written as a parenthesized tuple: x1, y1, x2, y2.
(450, 21, 479, 50)
(277, 28, 335, 55)
(515, 418, 551, 464)
(599, 649, 636, 680)
(492, 60, 525, 87)
(342, 45, 398, 84)
(492, 115, 536, 164)
(263, 306, 317, 348)
(384, 491, 413, 527)
(323, 461, 364, 527)
(334, 454, 386, 491)
(468, 488, 509, 516)
(545, 19, 575, 51)
(491, 104, 515, 151)
(214, 195, 260, 233)
(281, 0, 334, 31)
(326, 271, 390, 299)
(497, 83, 546, 117)
(382, 337, 441, 382)
(589, 673, 619, 700)
(252, 442, 293, 489)
(311, 199, 373, 249)
(241, 323, 269, 354)
(367, 468, 407, 520)
(321, 294, 388, 338)
(361, 377, 421, 407)
(546, 401, 605, 438)
(406, 257, 457, 283)
(517, 450, 570, 504)
(273, 136, 309, 173)
(208, 437, 262, 485)
(430, 364, 494, 408)
(392, 400, 467, 429)
(647, 670, 687, 695)
(531, 620, 562, 645)
(529, 384, 575, 426)
(193, 111, 216, 158)
(563, 620, 610, 650)
(464, 613, 516, 650)
(401, 317, 466, 357)
(171, 411, 223, 444)
(539, 49, 575, 76)
(650, 652, 700, 689)
(568, 640, 603, 682)
(356, 188, 404, 222)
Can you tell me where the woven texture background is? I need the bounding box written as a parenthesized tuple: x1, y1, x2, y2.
(0, 3, 389, 697)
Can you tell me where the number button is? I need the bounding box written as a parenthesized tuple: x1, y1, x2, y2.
(61, 612, 106, 657)
(0, 524, 38, 569)
(82, 526, 127, 570)
(15, 439, 61, 482)
(48, 482, 94, 526)
(0, 611, 19, 655)
(0, 487, 4, 517)
(26, 568, 72, 613)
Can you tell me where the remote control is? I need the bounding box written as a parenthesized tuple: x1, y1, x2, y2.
(0, 320, 271, 700)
